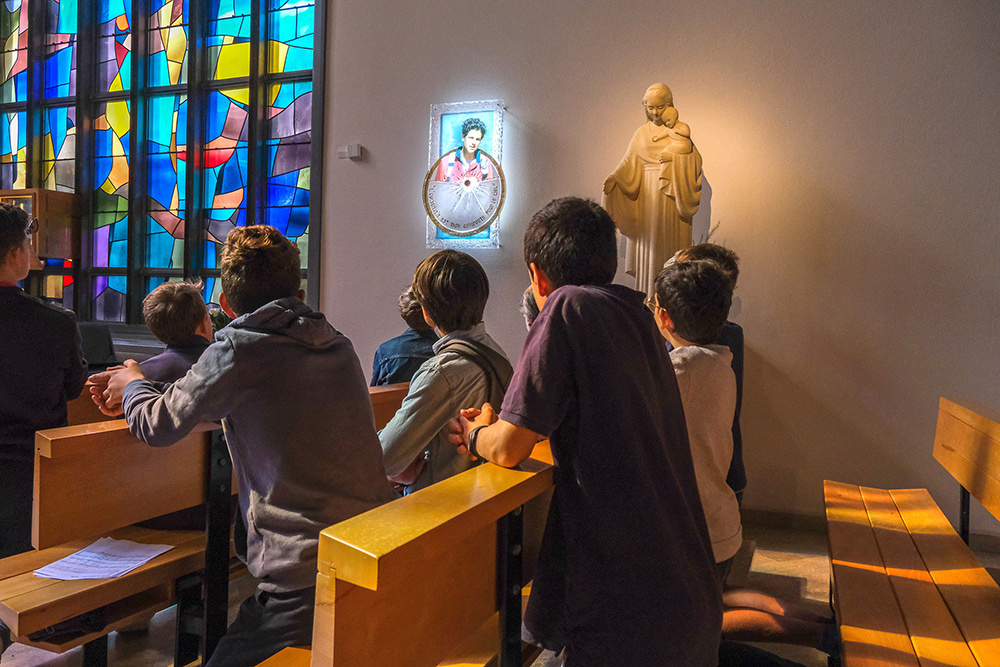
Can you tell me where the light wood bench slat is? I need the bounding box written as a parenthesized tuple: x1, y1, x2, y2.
(0, 528, 204, 637)
(310, 443, 554, 667)
(859, 486, 978, 666)
(891, 488, 1000, 667)
(261, 586, 542, 667)
(824, 480, 920, 667)
(933, 397, 1000, 524)
(8, 584, 174, 653)
(33, 423, 216, 549)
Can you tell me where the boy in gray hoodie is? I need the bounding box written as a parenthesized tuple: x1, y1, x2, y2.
(91, 225, 397, 666)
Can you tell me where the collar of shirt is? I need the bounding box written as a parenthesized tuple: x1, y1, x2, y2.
(432, 321, 488, 354)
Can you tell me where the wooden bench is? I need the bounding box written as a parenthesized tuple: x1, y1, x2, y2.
(0, 382, 409, 666)
(0, 420, 232, 667)
(260, 441, 556, 667)
(825, 397, 1000, 667)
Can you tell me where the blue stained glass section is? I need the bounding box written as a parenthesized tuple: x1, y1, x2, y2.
(55, 0, 77, 32)
(100, 0, 129, 23)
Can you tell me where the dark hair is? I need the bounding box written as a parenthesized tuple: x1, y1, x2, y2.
(143, 281, 209, 344)
(0, 204, 29, 264)
(519, 286, 540, 329)
(220, 225, 301, 315)
(461, 117, 487, 138)
(412, 250, 489, 333)
(654, 260, 732, 345)
(398, 284, 431, 330)
(523, 197, 617, 287)
(676, 243, 740, 290)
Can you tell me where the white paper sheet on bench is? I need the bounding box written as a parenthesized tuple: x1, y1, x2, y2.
(33, 537, 174, 580)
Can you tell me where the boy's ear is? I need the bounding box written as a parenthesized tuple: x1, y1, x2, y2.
(421, 306, 436, 331)
(655, 305, 673, 334)
(219, 292, 238, 319)
(529, 263, 554, 298)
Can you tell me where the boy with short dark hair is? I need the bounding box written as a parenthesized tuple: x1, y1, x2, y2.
(370, 285, 438, 386)
(652, 259, 742, 577)
(453, 197, 722, 665)
(92, 225, 397, 666)
(140, 280, 213, 383)
(379, 249, 511, 491)
(0, 204, 87, 558)
(674, 243, 746, 504)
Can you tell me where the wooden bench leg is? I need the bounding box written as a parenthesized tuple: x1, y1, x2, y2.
(82, 635, 108, 667)
(497, 506, 523, 667)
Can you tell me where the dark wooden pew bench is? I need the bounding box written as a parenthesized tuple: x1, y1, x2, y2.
(825, 397, 1000, 667)
(259, 441, 555, 667)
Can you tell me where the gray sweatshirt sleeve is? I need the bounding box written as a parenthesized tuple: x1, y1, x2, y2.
(122, 339, 243, 446)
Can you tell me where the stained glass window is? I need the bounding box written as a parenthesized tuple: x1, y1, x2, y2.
(204, 87, 248, 266)
(42, 106, 75, 191)
(0, 0, 27, 103)
(99, 0, 132, 93)
(149, 0, 187, 86)
(92, 100, 131, 275)
(267, 0, 313, 74)
(45, 0, 77, 98)
(0, 109, 25, 188)
(208, 0, 250, 81)
(2, 0, 320, 323)
(265, 80, 309, 266)
(146, 94, 186, 269)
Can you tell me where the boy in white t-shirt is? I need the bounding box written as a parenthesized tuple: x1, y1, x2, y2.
(652, 259, 742, 577)
(653, 259, 837, 659)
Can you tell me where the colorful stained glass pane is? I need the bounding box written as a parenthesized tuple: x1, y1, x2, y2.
(93, 274, 127, 321)
(204, 88, 247, 263)
(0, 110, 25, 188)
(44, 0, 77, 97)
(42, 106, 76, 191)
(267, 0, 313, 74)
(99, 4, 132, 93)
(149, 0, 187, 86)
(146, 94, 186, 269)
(0, 0, 27, 103)
(265, 81, 309, 267)
(93, 101, 131, 269)
(207, 0, 250, 80)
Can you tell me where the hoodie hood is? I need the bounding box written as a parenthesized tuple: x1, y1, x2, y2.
(221, 297, 336, 348)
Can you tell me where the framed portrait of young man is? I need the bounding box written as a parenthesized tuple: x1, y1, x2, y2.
(423, 99, 506, 249)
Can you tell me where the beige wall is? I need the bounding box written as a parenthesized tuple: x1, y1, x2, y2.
(321, 1, 1000, 528)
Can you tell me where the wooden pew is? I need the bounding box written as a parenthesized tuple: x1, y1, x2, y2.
(0, 421, 230, 667)
(260, 441, 555, 667)
(0, 382, 410, 665)
(370, 382, 409, 430)
(825, 397, 1000, 667)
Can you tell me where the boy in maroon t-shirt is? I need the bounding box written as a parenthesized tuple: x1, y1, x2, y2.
(451, 198, 721, 666)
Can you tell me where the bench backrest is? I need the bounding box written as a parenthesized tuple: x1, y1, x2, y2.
(369, 382, 408, 430)
(66, 387, 118, 425)
(33, 420, 221, 549)
(310, 443, 554, 667)
(34, 384, 410, 550)
(933, 397, 1000, 522)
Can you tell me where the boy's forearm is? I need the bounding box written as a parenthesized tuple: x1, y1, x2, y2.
(473, 419, 539, 468)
